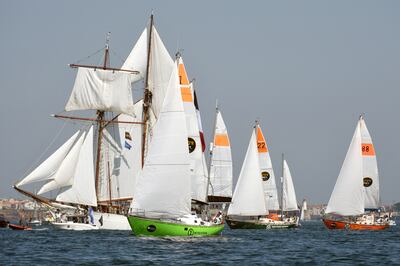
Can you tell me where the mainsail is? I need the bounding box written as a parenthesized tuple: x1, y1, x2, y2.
(360, 117, 379, 209)
(256, 125, 280, 211)
(177, 57, 208, 202)
(282, 160, 298, 211)
(96, 102, 143, 202)
(227, 128, 267, 216)
(326, 120, 364, 216)
(130, 62, 191, 218)
(208, 107, 233, 198)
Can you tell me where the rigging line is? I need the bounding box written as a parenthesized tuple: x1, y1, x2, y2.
(20, 121, 68, 179)
(74, 47, 105, 65)
(110, 48, 126, 65)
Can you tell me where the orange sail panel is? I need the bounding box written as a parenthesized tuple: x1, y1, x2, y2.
(256, 127, 268, 153)
(214, 134, 230, 147)
(362, 143, 375, 156)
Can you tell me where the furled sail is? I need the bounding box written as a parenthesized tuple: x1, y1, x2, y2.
(16, 131, 81, 187)
(56, 126, 97, 206)
(360, 117, 379, 209)
(282, 160, 298, 211)
(208, 108, 233, 198)
(178, 57, 208, 202)
(65, 67, 135, 115)
(130, 61, 191, 218)
(97, 101, 143, 202)
(228, 129, 267, 216)
(256, 125, 280, 211)
(326, 120, 364, 216)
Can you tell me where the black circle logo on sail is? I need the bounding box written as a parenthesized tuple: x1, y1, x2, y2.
(363, 177, 373, 187)
(188, 138, 196, 153)
(261, 171, 270, 181)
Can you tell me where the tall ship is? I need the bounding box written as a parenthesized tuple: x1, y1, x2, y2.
(322, 116, 390, 230)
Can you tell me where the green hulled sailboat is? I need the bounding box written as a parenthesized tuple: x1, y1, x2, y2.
(126, 16, 224, 237)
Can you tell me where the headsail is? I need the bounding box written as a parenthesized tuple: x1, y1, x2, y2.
(282, 160, 298, 211)
(360, 117, 380, 209)
(208, 107, 233, 198)
(326, 120, 364, 216)
(177, 57, 208, 202)
(130, 61, 191, 218)
(256, 125, 280, 211)
(16, 131, 81, 187)
(56, 126, 97, 206)
(227, 129, 267, 216)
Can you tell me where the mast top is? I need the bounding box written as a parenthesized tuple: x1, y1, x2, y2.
(105, 32, 111, 50)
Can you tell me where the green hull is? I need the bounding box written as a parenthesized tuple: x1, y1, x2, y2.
(127, 215, 225, 237)
(226, 218, 297, 229)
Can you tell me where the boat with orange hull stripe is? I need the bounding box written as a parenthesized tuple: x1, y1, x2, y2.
(322, 219, 389, 230)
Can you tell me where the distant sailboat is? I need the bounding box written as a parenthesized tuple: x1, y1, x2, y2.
(322, 116, 390, 230)
(280, 157, 300, 226)
(207, 104, 233, 204)
(226, 123, 297, 229)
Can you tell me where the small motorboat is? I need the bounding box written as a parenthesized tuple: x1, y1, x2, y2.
(9, 224, 32, 230)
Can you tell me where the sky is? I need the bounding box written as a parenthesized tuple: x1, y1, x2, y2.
(1, 1, 399, 205)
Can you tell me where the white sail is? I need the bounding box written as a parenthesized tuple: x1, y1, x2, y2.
(228, 129, 267, 216)
(97, 102, 143, 202)
(326, 121, 364, 216)
(282, 160, 298, 211)
(65, 67, 135, 115)
(208, 109, 233, 198)
(38, 131, 87, 195)
(178, 57, 208, 202)
(130, 61, 191, 218)
(300, 199, 307, 221)
(122, 28, 148, 83)
(56, 126, 97, 206)
(16, 131, 81, 187)
(360, 117, 380, 209)
(256, 125, 280, 211)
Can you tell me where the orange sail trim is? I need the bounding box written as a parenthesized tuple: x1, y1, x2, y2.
(256, 127, 268, 153)
(362, 143, 375, 156)
(214, 134, 230, 147)
(181, 87, 193, 102)
(178, 63, 190, 85)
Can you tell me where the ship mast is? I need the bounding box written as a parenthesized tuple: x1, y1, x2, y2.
(141, 14, 154, 167)
(281, 153, 284, 221)
(206, 100, 218, 201)
(94, 32, 110, 207)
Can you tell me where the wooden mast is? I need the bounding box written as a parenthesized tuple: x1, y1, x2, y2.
(141, 14, 154, 167)
(94, 33, 110, 208)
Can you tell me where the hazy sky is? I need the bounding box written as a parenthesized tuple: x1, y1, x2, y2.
(1, 1, 399, 204)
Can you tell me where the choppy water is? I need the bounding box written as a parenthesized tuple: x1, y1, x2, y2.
(1, 220, 400, 265)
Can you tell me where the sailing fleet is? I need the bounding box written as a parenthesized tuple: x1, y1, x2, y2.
(11, 16, 395, 235)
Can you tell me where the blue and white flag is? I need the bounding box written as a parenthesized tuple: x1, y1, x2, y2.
(124, 141, 132, 150)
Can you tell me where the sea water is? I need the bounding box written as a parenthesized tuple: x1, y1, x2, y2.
(1, 220, 399, 265)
